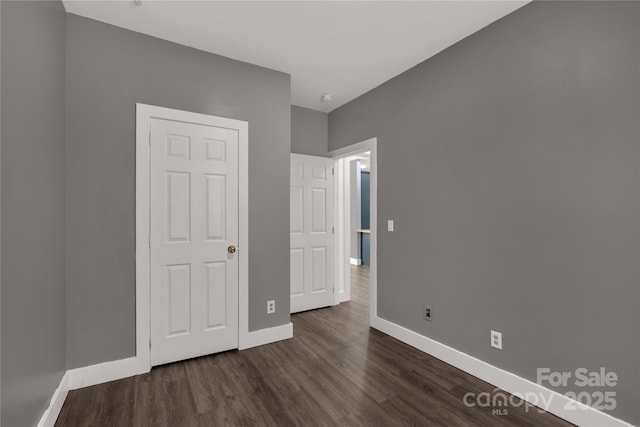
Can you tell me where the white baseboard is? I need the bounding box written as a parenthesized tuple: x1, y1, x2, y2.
(239, 322, 293, 350)
(37, 357, 138, 427)
(38, 323, 294, 427)
(371, 316, 633, 427)
(37, 372, 69, 427)
(43, 318, 630, 427)
(60, 324, 293, 389)
(349, 258, 362, 266)
(67, 356, 139, 390)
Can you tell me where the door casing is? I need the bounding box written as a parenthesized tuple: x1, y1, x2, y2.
(135, 103, 249, 374)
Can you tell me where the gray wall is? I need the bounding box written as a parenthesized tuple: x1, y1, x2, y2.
(66, 15, 291, 368)
(329, 2, 639, 424)
(1, 0, 3, 418)
(291, 105, 328, 157)
(1, 1, 67, 425)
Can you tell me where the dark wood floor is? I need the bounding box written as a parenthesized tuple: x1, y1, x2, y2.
(57, 266, 572, 426)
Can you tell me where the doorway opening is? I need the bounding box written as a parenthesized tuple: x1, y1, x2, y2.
(330, 138, 377, 325)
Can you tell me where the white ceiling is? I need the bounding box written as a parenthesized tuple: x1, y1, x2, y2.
(62, 1, 529, 112)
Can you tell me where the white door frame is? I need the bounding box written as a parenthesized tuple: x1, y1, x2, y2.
(329, 137, 378, 324)
(135, 103, 249, 374)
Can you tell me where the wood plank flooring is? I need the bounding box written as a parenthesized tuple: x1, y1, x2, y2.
(56, 266, 572, 426)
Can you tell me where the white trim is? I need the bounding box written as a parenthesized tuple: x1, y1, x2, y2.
(338, 291, 351, 303)
(372, 316, 633, 427)
(349, 257, 362, 266)
(332, 157, 349, 305)
(135, 104, 151, 374)
(41, 317, 632, 427)
(330, 137, 378, 324)
(37, 357, 138, 426)
(37, 322, 292, 426)
(329, 138, 377, 159)
(136, 103, 249, 372)
(35, 324, 287, 427)
(236, 107, 251, 352)
(332, 158, 344, 305)
(239, 323, 293, 350)
(37, 373, 69, 427)
(289, 152, 331, 162)
(67, 357, 139, 390)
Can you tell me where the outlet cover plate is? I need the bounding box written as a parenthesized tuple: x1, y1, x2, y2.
(424, 305, 432, 321)
(267, 300, 275, 314)
(491, 330, 502, 350)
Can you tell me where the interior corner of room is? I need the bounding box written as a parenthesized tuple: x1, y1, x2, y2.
(2, 1, 640, 427)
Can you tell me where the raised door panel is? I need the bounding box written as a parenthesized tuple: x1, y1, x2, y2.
(311, 166, 326, 181)
(311, 247, 327, 292)
(166, 264, 191, 336)
(291, 162, 303, 179)
(205, 262, 227, 330)
(167, 172, 191, 242)
(166, 134, 191, 159)
(205, 138, 226, 162)
(311, 188, 327, 233)
(290, 248, 304, 296)
(206, 174, 226, 241)
(290, 186, 304, 234)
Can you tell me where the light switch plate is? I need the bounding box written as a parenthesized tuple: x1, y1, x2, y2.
(388, 220, 394, 232)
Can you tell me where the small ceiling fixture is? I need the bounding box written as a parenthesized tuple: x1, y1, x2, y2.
(133, 0, 142, 6)
(321, 93, 333, 102)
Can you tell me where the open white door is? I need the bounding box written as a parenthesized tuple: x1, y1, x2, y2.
(150, 117, 239, 366)
(290, 154, 334, 313)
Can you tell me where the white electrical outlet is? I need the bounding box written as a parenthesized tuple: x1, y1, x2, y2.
(424, 305, 432, 321)
(491, 330, 502, 350)
(267, 300, 276, 314)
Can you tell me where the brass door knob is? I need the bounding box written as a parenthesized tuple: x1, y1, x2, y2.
(227, 245, 236, 254)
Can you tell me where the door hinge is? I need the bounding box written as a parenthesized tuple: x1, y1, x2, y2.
(148, 232, 151, 248)
(332, 226, 334, 234)
(332, 168, 334, 175)
(149, 338, 152, 350)
(148, 131, 151, 145)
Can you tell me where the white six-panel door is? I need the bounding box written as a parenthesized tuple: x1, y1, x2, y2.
(150, 118, 239, 366)
(290, 154, 334, 313)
